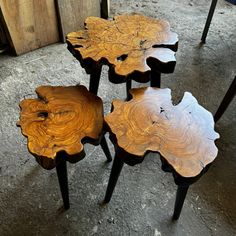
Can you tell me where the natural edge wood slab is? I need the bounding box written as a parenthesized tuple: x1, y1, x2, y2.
(17, 85, 103, 169)
(66, 14, 178, 83)
(105, 87, 220, 177)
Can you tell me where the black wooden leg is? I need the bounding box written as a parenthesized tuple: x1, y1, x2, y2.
(89, 65, 112, 161)
(214, 76, 236, 123)
(172, 185, 189, 220)
(89, 65, 102, 95)
(101, 0, 109, 19)
(150, 70, 161, 88)
(100, 136, 112, 162)
(126, 79, 132, 101)
(201, 0, 218, 43)
(160, 156, 172, 172)
(56, 160, 70, 210)
(103, 154, 124, 203)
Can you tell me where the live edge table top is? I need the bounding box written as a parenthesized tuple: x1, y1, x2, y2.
(105, 87, 219, 178)
(66, 14, 178, 83)
(17, 85, 104, 170)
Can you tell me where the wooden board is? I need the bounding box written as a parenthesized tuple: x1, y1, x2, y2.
(0, 0, 59, 55)
(56, 0, 100, 42)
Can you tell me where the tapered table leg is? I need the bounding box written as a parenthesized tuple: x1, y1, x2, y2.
(172, 185, 189, 220)
(201, 0, 218, 43)
(88, 65, 113, 161)
(100, 136, 112, 162)
(104, 154, 124, 203)
(150, 70, 161, 87)
(214, 76, 236, 122)
(126, 80, 132, 101)
(101, 0, 109, 19)
(56, 159, 70, 210)
(89, 65, 102, 95)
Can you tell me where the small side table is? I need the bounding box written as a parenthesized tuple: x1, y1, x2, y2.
(18, 85, 112, 209)
(66, 14, 178, 99)
(103, 87, 219, 220)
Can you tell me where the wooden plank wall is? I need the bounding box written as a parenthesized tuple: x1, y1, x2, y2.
(56, 0, 100, 42)
(0, 0, 59, 55)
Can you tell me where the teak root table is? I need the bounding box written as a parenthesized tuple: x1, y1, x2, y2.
(17, 85, 112, 209)
(103, 87, 219, 220)
(66, 14, 178, 99)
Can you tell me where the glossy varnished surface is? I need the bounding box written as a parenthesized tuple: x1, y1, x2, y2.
(105, 87, 219, 177)
(17, 85, 104, 169)
(66, 14, 178, 83)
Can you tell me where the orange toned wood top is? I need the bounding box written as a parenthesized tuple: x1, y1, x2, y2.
(17, 85, 103, 169)
(66, 14, 178, 80)
(105, 87, 219, 177)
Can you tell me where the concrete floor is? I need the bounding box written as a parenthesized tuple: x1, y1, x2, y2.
(0, 0, 236, 235)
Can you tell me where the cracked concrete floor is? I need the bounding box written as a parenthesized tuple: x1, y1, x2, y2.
(0, 0, 235, 235)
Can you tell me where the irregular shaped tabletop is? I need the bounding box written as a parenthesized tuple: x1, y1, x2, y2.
(105, 87, 219, 177)
(17, 85, 103, 169)
(67, 14, 178, 82)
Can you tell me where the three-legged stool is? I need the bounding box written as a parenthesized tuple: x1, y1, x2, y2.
(66, 14, 178, 99)
(103, 87, 219, 220)
(17, 85, 112, 209)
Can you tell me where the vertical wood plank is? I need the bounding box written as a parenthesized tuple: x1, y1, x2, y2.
(0, 0, 59, 55)
(56, 0, 100, 42)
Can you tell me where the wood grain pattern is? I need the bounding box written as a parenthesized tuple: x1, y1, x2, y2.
(67, 14, 178, 83)
(0, 0, 59, 55)
(56, 0, 100, 42)
(105, 87, 219, 177)
(17, 85, 104, 169)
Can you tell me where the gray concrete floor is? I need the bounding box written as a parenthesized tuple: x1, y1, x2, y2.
(0, 0, 236, 235)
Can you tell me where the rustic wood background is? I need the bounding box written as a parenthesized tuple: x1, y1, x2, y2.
(0, 0, 103, 55)
(0, 0, 59, 55)
(56, 0, 101, 42)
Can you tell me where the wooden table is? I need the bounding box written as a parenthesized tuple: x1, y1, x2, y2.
(18, 85, 112, 209)
(103, 87, 219, 219)
(66, 14, 178, 99)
